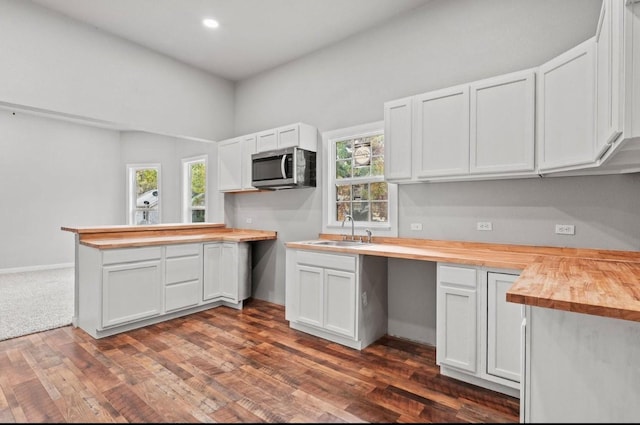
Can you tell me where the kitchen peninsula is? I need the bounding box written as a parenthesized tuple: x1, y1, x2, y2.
(62, 223, 277, 339)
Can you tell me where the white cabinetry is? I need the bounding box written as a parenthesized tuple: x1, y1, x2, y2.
(285, 249, 388, 350)
(218, 135, 257, 192)
(436, 264, 477, 372)
(102, 247, 163, 328)
(383, 97, 413, 181)
(384, 69, 536, 182)
(436, 263, 521, 397)
(413, 85, 470, 178)
(486, 272, 522, 382)
(164, 244, 202, 312)
(203, 242, 251, 304)
(470, 70, 535, 174)
(595, 0, 624, 154)
(537, 38, 597, 172)
(77, 240, 251, 339)
(255, 122, 317, 153)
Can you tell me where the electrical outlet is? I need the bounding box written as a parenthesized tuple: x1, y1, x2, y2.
(477, 221, 493, 231)
(361, 291, 368, 307)
(245, 217, 253, 224)
(410, 223, 422, 231)
(555, 224, 575, 235)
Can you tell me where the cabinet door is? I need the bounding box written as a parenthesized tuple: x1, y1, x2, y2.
(277, 124, 299, 149)
(219, 243, 238, 302)
(470, 70, 535, 174)
(241, 135, 257, 190)
(384, 97, 413, 181)
(437, 265, 477, 373)
(256, 129, 278, 152)
(538, 38, 597, 172)
(296, 264, 324, 328)
(595, 0, 623, 155)
(102, 260, 162, 327)
(324, 269, 357, 338)
(203, 243, 222, 300)
(487, 272, 522, 383)
(413, 85, 470, 178)
(218, 138, 243, 191)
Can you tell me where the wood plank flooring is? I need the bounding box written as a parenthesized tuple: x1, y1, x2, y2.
(0, 299, 519, 423)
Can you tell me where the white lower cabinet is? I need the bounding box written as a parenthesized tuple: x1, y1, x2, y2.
(285, 249, 388, 350)
(77, 241, 250, 339)
(436, 263, 522, 397)
(164, 243, 202, 313)
(203, 242, 251, 304)
(102, 257, 163, 328)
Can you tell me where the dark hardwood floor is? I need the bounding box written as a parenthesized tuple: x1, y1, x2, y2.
(0, 299, 519, 423)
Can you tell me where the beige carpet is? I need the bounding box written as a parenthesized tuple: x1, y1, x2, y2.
(0, 267, 74, 341)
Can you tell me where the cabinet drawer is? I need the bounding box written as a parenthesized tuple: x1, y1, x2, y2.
(102, 247, 162, 265)
(166, 243, 201, 258)
(296, 250, 356, 272)
(165, 280, 200, 312)
(438, 264, 476, 288)
(166, 255, 200, 284)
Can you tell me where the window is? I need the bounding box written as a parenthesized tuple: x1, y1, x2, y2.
(182, 155, 207, 223)
(127, 164, 160, 225)
(323, 121, 397, 236)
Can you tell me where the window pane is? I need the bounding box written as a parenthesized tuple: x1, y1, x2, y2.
(191, 210, 205, 223)
(352, 184, 369, 201)
(371, 201, 388, 222)
(336, 202, 351, 221)
(371, 135, 384, 156)
(370, 182, 388, 200)
(353, 165, 370, 178)
(190, 162, 206, 207)
(136, 169, 158, 196)
(352, 201, 369, 221)
(372, 156, 384, 176)
(336, 160, 352, 179)
(353, 140, 371, 166)
(336, 185, 351, 201)
(336, 140, 352, 160)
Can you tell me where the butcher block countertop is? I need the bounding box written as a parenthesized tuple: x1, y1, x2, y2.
(286, 234, 640, 323)
(61, 223, 277, 248)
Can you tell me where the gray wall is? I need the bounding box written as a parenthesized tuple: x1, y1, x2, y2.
(0, 0, 235, 141)
(230, 0, 620, 342)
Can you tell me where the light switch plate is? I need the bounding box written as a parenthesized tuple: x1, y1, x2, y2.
(410, 223, 422, 231)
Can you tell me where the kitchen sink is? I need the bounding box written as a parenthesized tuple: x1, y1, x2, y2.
(307, 240, 371, 247)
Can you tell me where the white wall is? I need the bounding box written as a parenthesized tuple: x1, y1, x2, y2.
(231, 0, 613, 331)
(0, 0, 235, 141)
(0, 110, 122, 270)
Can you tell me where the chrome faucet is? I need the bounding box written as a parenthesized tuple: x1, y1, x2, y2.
(364, 228, 372, 243)
(342, 214, 354, 240)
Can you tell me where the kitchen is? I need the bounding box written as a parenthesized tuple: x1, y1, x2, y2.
(2, 0, 640, 422)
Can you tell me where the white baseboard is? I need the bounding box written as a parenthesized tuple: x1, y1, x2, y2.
(0, 262, 74, 275)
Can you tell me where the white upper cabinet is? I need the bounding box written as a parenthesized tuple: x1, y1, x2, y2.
(217, 134, 257, 192)
(384, 97, 413, 181)
(413, 85, 470, 178)
(537, 37, 597, 173)
(595, 0, 624, 154)
(470, 70, 536, 174)
(255, 122, 317, 153)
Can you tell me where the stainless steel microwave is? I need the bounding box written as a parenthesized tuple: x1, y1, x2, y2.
(251, 147, 316, 190)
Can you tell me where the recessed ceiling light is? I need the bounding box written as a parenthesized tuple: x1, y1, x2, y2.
(202, 18, 219, 29)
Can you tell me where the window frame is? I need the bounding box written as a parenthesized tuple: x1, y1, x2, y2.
(181, 155, 208, 223)
(322, 121, 398, 237)
(126, 163, 161, 225)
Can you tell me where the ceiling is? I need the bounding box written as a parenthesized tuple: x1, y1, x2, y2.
(30, 0, 430, 82)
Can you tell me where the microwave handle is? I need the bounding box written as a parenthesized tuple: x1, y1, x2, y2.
(281, 154, 288, 179)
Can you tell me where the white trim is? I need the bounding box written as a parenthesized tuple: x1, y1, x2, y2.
(321, 121, 398, 237)
(0, 262, 74, 275)
(181, 155, 208, 223)
(126, 163, 162, 225)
